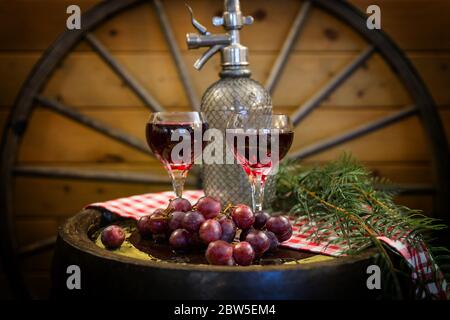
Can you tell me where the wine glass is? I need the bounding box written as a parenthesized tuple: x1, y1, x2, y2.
(226, 113, 294, 212)
(146, 112, 207, 198)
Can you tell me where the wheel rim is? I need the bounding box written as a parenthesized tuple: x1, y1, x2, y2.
(1, 0, 448, 298)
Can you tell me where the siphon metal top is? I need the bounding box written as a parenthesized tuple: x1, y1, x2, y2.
(185, 0, 254, 76)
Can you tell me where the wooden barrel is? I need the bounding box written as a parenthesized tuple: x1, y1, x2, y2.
(51, 209, 380, 299)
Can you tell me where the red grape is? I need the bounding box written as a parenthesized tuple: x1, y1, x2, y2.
(226, 257, 236, 266)
(169, 229, 192, 249)
(219, 217, 237, 243)
(167, 197, 192, 212)
(277, 226, 293, 242)
(254, 211, 270, 229)
(264, 231, 280, 252)
(148, 210, 169, 234)
(196, 196, 221, 219)
(245, 230, 270, 257)
(168, 211, 186, 231)
(199, 219, 222, 244)
(137, 215, 153, 238)
(233, 241, 255, 266)
(152, 233, 167, 243)
(190, 232, 203, 247)
(182, 210, 206, 233)
(205, 240, 233, 265)
(101, 225, 125, 249)
(239, 228, 256, 241)
(231, 204, 255, 229)
(266, 216, 291, 235)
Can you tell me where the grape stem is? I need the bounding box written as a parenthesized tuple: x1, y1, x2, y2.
(222, 204, 234, 216)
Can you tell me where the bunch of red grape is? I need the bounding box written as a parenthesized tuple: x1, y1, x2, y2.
(101, 196, 293, 266)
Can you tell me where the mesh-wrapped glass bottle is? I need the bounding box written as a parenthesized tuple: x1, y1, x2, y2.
(201, 77, 272, 206)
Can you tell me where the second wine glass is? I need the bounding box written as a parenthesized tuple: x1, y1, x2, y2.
(227, 113, 294, 213)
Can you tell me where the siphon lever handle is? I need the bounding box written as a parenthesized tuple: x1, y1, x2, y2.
(185, 4, 209, 35)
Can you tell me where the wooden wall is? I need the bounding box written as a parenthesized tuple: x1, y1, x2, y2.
(0, 0, 449, 298)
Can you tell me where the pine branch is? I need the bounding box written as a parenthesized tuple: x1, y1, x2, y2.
(272, 153, 449, 299)
(298, 184, 403, 298)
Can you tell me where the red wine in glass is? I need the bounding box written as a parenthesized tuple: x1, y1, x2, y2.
(146, 122, 208, 172)
(227, 114, 294, 212)
(232, 131, 294, 180)
(146, 112, 206, 198)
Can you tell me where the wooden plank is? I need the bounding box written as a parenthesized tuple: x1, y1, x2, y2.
(0, 0, 100, 51)
(15, 108, 152, 163)
(0, 0, 361, 52)
(42, 52, 189, 109)
(408, 53, 450, 108)
(1, 52, 448, 108)
(14, 176, 171, 217)
(11, 162, 436, 218)
(13, 164, 171, 218)
(395, 195, 434, 215)
(0, 51, 448, 108)
(18, 161, 418, 187)
(2, 108, 446, 163)
(271, 52, 411, 108)
(2, 0, 450, 51)
(13, 161, 435, 184)
(0, 53, 40, 107)
(351, 0, 450, 51)
(0, 52, 415, 108)
(99, 0, 450, 51)
(293, 109, 449, 163)
(368, 163, 433, 184)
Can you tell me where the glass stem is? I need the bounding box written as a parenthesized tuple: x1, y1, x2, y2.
(170, 170, 187, 198)
(250, 174, 265, 213)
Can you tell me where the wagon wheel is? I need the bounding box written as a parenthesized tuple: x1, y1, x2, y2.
(1, 0, 448, 299)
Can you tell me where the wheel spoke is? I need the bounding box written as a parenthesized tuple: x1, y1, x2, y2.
(13, 165, 190, 184)
(153, 0, 200, 110)
(84, 33, 164, 112)
(36, 96, 151, 156)
(265, 1, 312, 94)
(291, 46, 376, 126)
(290, 106, 418, 160)
(19, 236, 56, 258)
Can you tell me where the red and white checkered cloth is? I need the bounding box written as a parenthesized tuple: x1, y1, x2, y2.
(87, 190, 448, 299)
